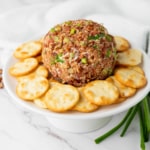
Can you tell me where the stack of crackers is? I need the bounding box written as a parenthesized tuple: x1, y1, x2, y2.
(9, 36, 147, 113)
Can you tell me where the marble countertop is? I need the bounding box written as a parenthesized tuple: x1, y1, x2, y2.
(0, 0, 150, 150)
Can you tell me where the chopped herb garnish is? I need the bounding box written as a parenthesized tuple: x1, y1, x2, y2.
(54, 36, 59, 42)
(81, 57, 87, 64)
(69, 52, 74, 59)
(50, 59, 56, 65)
(106, 49, 111, 57)
(100, 26, 105, 32)
(63, 37, 69, 43)
(106, 34, 113, 41)
(93, 45, 98, 49)
(88, 33, 105, 40)
(70, 28, 76, 34)
(108, 68, 113, 75)
(113, 48, 118, 60)
(55, 26, 61, 31)
(50, 26, 61, 33)
(80, 41, 86, 46)
(65, 21, 72, 25)
(76, 23, 81, 27)
(50, 28, 55, 33)
(55, 53, 64, 63)
(102, 68, 112, 76)
(51, 54, 64, 64)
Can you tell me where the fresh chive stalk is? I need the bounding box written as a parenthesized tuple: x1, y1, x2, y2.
(94, 92, 150, 150)
(95, 107, 133, 144)
(142, 96, 150, 133)
(120, 104, 139, 137)
(138, 106, 146, 150)
(139, 98, 149, 142)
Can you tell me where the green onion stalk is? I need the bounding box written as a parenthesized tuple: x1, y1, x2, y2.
(95, 92, 150, 150)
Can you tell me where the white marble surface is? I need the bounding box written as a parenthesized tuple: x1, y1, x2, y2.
(0, 0, 150, 150)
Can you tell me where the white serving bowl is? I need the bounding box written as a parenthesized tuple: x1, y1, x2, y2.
(3, 49, 150, 133)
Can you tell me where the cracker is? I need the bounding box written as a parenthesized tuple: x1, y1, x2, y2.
(9, 58, 38, 77)
(39, 37, 44, 43)
(45, 84, 79, 112)
(73, 87, 99, 112)
(35, 55, 42, 63)
(16, 74, 49, 100)
(116, 49, 142, 66)
(114, 36, 130, 52)
(115, 67, 147, 88)
(35, 65, 49, 78)
(128, 66, 144, 75)
(115, 97, 127, 104)
(83, 80, 119, 106)
(106, 76, 136, 98)
(49, 78, 62, 87)
(17, 65, 49, 82)
(34, 97, 47, 109)
(14, 41, 42, 59)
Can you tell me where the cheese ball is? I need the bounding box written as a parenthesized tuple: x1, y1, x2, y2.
(42, 19, 117, 86)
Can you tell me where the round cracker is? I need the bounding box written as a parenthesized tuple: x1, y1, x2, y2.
(14, 41, 42, 59)
(114, 36, 130, 52)
(116, 49, 142, 66)
(45, 83, 79, 112)
(115, 97, 127, 104)
(83, 80, 119, 106)
(17, 65, 49, 82)
(35, 65, 49, 78)
(127, 66, 145, 75)
(106, 76, 136, 98)
(49, 78, 62, 87)
(9, 58, 38, 77)
(115, 67, 147, 88)
(73, 87, 99, 112)
(35, 55, 42, 63)
(16, 75, 49, 100)
(34, 98, 47, 109)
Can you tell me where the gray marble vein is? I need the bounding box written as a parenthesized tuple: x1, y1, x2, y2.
(22, 111, 78, 150)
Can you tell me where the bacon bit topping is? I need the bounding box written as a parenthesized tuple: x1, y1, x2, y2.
(42, 19, 116, 86)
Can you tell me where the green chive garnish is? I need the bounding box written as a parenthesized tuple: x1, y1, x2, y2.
(81, 58, 87, 64)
